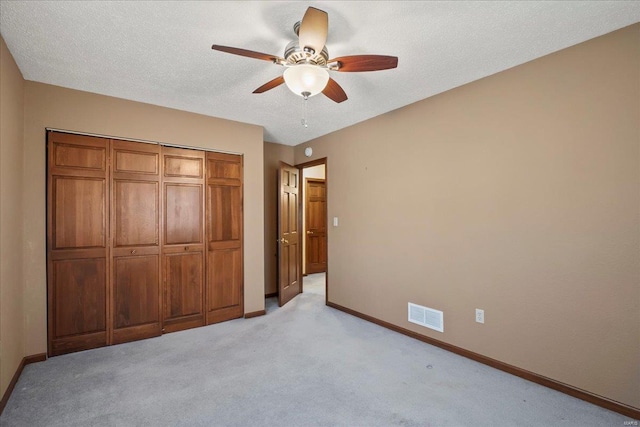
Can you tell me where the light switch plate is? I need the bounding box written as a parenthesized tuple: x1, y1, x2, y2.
(333, 217, 339, 227)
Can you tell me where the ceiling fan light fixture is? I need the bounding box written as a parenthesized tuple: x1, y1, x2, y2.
(283, 64, 329, 98)
(211, 6, 397, 104)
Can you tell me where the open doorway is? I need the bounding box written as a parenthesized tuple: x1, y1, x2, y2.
(268, 157, 327, 312)
(298, 158, 327, 301)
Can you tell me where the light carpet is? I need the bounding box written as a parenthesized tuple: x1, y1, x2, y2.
(0, 273, 628, 426)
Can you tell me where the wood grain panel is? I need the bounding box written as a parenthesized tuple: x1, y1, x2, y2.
(113, 180, 159, 247)
(307, 237, 326, 265)
(165, 155, 203, 178)
(207, 185, 241, 242)
(288, 192, 298, 233)
(207, 248, 242, 311)
(288, 243, 299, 288)
(206, 157, 241, 180)
(278, 163, 301, 306)
(308, 198, 325, 224)
(50, 332, 107, 356)
(111, 324, 161, 345)
(113, 255, 160, 329)
(48, 132, 109, 178)
(52, 258, 106, 338)
(110, 139, 161, 343)
(47, 131, 110, 356)
(54, 143, 106, 170)
(281, 191, 289, 235)
(309, 182, 325, 198)
(161, 146, 205, 333)
(53, 177, 106, 249)
(114, 150, 158, 174)
(165, 184, 203, 244)
(206, 152, 243, 324)
(305, 178, 327, 274)
(164, 252, 203, 319)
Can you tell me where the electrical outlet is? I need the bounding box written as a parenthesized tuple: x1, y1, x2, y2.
(475, 309, 484, 324)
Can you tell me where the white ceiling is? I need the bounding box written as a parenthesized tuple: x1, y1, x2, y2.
(1, 1, 639, 146)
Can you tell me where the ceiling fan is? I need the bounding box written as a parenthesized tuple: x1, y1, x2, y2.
(211, 7, 398, 103)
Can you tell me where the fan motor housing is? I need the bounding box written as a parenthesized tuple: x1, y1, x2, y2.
(284, 41, 329, 66)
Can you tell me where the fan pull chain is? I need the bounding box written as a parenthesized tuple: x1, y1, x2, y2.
(301, 91, 310, 128)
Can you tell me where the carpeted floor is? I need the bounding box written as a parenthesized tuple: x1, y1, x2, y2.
(0, 273, 629, 426)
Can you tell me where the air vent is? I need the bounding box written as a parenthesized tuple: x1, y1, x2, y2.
(408, 303, 444, 333)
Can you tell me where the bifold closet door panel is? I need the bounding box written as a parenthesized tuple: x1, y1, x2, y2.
(162, 147, 205, 333)
(47, 131, 109, 356)
(111, 249, 160, 344)
(205, 152, 243, 324)
(111, 140, 162, 344)
(163, 249, 204, 332)
(206, 248, 242, 323)
(50, 254, 107, 355)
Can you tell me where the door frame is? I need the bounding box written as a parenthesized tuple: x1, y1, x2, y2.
(304, 177, 326, 275)
(296, 157, 328, 305)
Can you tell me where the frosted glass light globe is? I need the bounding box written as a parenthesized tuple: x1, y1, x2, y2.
(283, 64, 329, 97)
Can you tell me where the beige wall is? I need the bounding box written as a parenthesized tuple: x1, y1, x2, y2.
(294, 24, 640, 409)
(263, 142, 294, 295)
(0, 36, 25, 396)
(22, 82, 265, 356)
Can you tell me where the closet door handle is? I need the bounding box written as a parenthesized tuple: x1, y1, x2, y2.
(184, 246, 189, 251)
(130, 249, 137, 255)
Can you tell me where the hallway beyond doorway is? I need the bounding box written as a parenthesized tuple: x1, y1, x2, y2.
(303, 272, 325, 296)
(266, 272, 325, 313)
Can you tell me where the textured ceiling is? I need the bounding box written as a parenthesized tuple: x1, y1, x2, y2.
(1, 1, 639, 146)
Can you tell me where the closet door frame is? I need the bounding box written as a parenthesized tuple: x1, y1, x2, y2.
(47, 130, 244, 356)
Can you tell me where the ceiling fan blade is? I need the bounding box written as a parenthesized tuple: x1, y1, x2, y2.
(322, 78, 347, 103)
(298, 7, 328, 55)
(253, 76, 285, 94)
(330, 55, 399, 72)
(211, 45, 282, 63)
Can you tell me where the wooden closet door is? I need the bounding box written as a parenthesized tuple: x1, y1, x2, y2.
(111, 140, 162, 344)
(47, 131, 109, 356)
(205, 152, 243, 324)
(161, 147, 205, 333)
